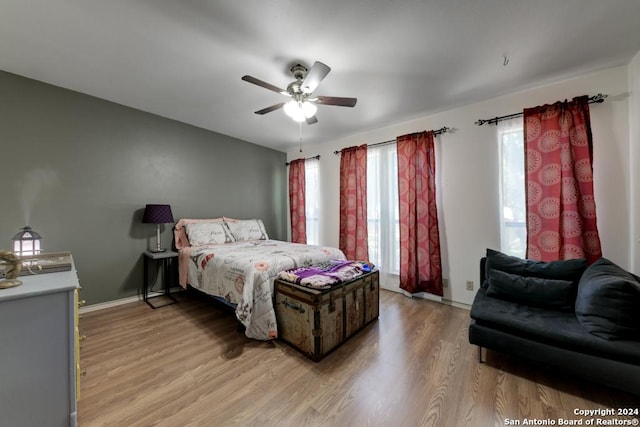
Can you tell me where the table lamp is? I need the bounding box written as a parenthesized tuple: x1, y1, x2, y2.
(142, 204, 174, 253)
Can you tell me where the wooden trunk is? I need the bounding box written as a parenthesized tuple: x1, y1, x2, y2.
(274, 270, 379, 361)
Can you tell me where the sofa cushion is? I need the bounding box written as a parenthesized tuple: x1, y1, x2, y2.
(486, 268, 574, 311)
(471, 288, 640, 365)
(575, 258, 640, 341)
(484, 249, 587, 285)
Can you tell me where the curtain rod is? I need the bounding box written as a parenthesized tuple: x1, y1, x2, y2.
(285, 154, 320, 166)
(474, 93, 607, 126)
(333, 126, 451, 155)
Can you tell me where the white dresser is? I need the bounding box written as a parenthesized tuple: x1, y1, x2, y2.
(0, 260, 80, 427)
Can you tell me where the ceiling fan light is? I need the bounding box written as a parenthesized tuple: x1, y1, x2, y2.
(302, 101, 317, 118)
(284, 100, 306, 122)
(283, 99, 297, 116)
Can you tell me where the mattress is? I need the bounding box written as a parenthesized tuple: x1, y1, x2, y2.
(184, 239, 346, 340)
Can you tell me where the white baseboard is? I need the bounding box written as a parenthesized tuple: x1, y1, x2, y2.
(441, 298, 472, 311)
(381, 285, 471, 311)
(79, 287, 182, 314)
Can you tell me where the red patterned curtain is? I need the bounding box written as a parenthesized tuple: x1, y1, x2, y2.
(397, 131, 443, 296)
(524, 96, 602, 263)
(288, 158, 307, 244)
(339, 144, 369, 260)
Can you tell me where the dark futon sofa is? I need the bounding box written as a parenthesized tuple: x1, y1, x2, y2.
(469, 249, 640, 395)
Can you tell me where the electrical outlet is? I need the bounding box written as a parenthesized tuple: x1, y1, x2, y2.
(466, 280, 474, 291)
(442, 278, 449, 288)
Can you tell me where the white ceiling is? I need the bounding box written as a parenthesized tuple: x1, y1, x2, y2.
(2, 1, 640, 152)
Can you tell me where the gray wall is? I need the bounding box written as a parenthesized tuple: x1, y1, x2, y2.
(0, 70, 287, 305)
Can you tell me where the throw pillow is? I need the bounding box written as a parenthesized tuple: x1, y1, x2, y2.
(485, 248, 587, 282)
(486, 268, 575, 311)
(225, 219, 269, 241)
(185, 222, 234, 246)
(575, 258, 640, 340)
(174, 218, 224, 249)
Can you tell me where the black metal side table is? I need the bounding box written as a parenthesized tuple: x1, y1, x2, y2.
(143, 250, 178, 308)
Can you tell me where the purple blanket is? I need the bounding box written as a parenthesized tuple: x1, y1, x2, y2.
(278, 260, 373, 289)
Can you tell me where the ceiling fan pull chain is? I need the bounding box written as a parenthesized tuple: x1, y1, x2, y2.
(299, 122, 303, 152)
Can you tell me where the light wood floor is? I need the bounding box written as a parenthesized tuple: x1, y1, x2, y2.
(77, 289, 638, 427)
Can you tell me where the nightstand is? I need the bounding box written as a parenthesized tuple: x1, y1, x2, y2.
(143, 250, 178, 308)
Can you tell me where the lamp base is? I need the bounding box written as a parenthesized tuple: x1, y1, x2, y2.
(151, 224, 167, 253)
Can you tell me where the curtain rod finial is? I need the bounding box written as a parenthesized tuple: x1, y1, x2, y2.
(591, 93, 607, 103)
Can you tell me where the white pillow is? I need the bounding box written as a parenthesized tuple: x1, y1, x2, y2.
(186, 222, 234, 246)
(225, 219, 268, 241)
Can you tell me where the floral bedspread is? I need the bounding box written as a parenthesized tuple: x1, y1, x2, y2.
(187, 240, 345, 340)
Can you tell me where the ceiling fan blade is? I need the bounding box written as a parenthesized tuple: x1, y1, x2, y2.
(242, 75, 289, 96)
(301, 61, 331, 94)
(306, 115, 318, 125)
(315, 96, 357, 107)
(255, 103, 285, 115)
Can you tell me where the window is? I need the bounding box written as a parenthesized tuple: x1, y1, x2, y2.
(367, 144, 400, 274)
(305, 158, 320, 245)
(498, 119, 526, 257)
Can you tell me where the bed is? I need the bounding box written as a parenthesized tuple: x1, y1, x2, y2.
(174, 218, 346, 340)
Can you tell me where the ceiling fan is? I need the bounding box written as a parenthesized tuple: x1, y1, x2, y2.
(241, 61, 357, 124)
